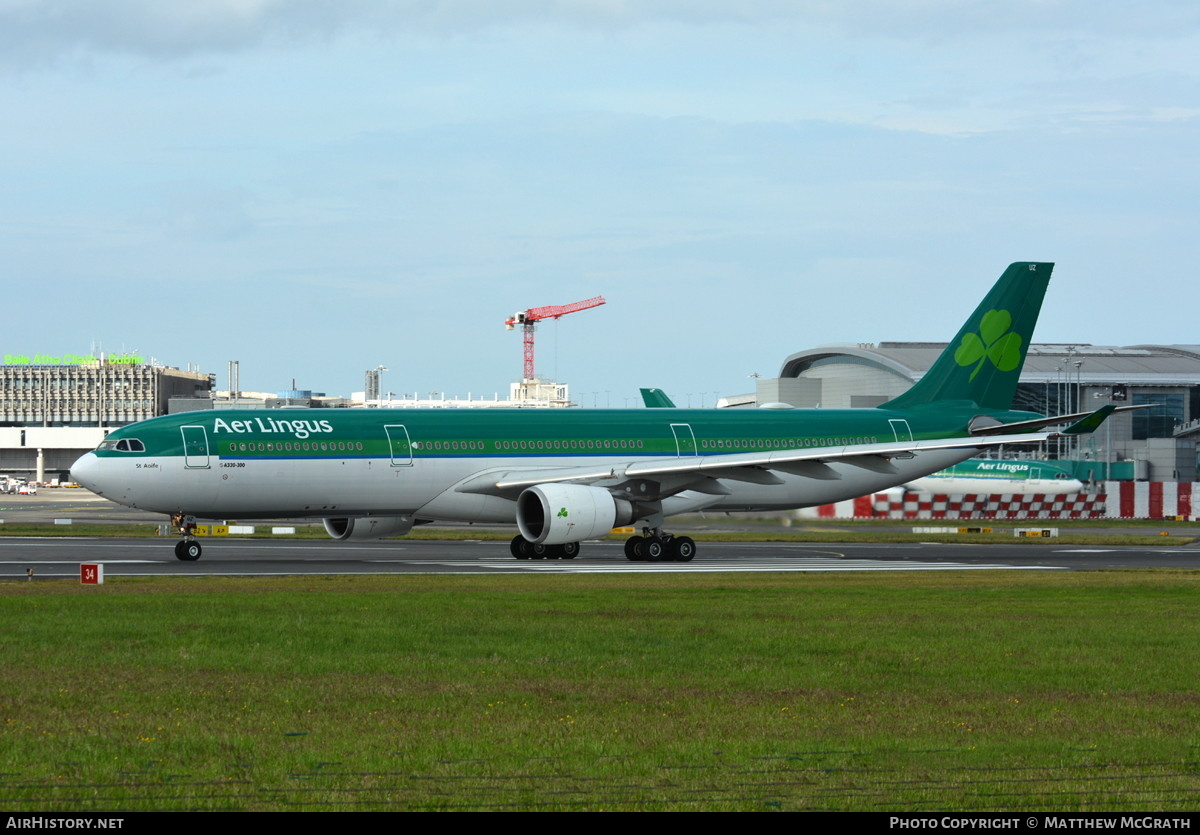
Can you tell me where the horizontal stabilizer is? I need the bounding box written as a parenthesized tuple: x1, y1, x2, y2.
(1061, 404, 1117, 435)
(969, 403, 1149, 436)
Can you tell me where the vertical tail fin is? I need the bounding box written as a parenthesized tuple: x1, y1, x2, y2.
(881, 262, 1053, 411)
(640, 388, 677, 408)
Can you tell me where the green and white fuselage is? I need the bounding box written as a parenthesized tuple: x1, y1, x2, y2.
(74, 403, 1041, 520)
(902, 458, 1085, 494)
(72, 262, 1096, 559)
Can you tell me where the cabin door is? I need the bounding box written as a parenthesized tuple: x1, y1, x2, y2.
(888, 419, 913, 442)
(670, 423, 698, 457)
(385, 425, 413, 467)
(181, 426, 210, 469)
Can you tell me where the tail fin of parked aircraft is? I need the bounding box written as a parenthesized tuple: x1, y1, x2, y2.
(880, 262, 1053, 412)
(640, 388, 676, 408)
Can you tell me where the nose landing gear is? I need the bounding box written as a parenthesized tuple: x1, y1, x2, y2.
(173, 539, 202, 561)
(170, 512, 202, 561)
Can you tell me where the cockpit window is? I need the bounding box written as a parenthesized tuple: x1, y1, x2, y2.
(96, 439, 145, 452)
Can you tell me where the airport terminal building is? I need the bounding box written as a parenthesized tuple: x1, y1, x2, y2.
(734, 343, 1200, 482)
(0, 356, 213, 480)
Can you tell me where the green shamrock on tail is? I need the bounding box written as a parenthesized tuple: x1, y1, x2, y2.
(955, 309, 1023, 380)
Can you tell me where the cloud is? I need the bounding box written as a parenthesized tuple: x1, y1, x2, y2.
(0, 1, 279, 60)
(3, 0, 1197, 65)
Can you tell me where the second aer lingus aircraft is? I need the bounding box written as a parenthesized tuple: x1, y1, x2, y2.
(72, 262, 1108, 562)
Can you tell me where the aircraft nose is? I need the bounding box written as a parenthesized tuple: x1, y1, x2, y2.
(71, 452, 103, 495)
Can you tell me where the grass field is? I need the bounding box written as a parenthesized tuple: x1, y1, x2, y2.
(3, 571, 1199, 811)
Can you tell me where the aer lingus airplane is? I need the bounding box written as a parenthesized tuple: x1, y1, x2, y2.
(900, 457, 1085, 495)
(72, 261, 1109, 562)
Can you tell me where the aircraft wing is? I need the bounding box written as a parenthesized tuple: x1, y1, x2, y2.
(456, 430, 1055, 499)
(969, 403, 1149, 436)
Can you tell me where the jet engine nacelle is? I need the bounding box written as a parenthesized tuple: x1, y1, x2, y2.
(323, 515, 415, 541)
(517, 483, 634, 545)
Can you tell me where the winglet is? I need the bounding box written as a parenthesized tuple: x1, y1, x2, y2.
(1061, 404, 1117, 435)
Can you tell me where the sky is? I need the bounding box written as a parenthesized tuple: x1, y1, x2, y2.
(2, 0, 1198, 406)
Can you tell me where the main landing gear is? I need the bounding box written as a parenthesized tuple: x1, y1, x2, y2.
(509, 535, 580, 560)
(506, 527, 697, 563)
(623, 532, 696, 562)
(170, 512, 202, 561)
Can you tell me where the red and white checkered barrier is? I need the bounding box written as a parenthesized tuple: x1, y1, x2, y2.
(803, 481, 1199, 520)
(867, 492, 1107, 520)
(1106, 480, 1195, 519)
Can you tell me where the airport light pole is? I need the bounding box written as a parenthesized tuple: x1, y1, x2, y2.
(1073, 360, 1083, 458)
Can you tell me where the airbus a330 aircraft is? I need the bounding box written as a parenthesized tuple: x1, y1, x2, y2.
(900, 458, 1085, 495)
(72, 262, 1110, 562)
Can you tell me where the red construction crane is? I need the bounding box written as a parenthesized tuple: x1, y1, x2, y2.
(504, 296, 606, 382)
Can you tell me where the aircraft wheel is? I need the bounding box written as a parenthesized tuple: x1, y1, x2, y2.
(544, 544, 567, 560)
(510, 535, 533, 559)
(624, 536, 644, 561)
(562, 542, 580, 559)
(175, 540, 202, 561)
(671, 536, 696, 562)
(531, 543, 548, 560)
(644, 537, 665, 562)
